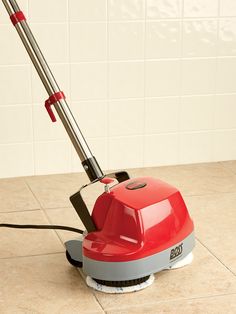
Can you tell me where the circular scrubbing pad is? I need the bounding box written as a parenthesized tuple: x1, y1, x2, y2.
(94, 275, 150, 287)
(86, 274, 155, 294)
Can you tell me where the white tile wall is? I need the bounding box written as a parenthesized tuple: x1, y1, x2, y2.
(70, 63, 107, 101)
(146, 60, 181, 96)
(1, 0, 236, 178)
(70, 22, 107, 62)
(146, 21, 181, 58)
(146, 0, 182, 19)
(109, 61, 144, 98)
(69, 0, 107, 22)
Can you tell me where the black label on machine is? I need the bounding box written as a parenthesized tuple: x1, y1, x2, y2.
(170, 243, 183, 260)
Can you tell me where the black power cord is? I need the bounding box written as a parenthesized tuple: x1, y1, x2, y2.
(0, 223, 84, 234)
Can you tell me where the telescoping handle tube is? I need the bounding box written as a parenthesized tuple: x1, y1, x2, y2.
(2, 0, 104, 182)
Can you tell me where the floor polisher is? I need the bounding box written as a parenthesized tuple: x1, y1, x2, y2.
(1, 0, 195, 293)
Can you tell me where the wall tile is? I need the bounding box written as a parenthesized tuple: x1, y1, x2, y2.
(70, 23, 107, 62)
(146, 0, 182, 19)
(31, 64, 70, 103)
(108, 136, 143, 169)
(34, 141, 71, 175)
(109, 99, 144, 136)
(108, 0, 145, 20)
(71, 148, 84, 173)
(30, 24, 68, 64)
(180, 132, 213, 164)
(146, 21, 181, 58)
(70, 63, 107, 101)
(220, 0, 236, 17)
(0, 143, 34, 178)
(184, 0, 218, 18)
(217, 57, 236, 93)
(72, 137, 108, 172)
(29, 0, 67, 23)
(144, 134, 179, 166)
(181, 58, 216, 95)
(215, 95, 236, 129)
(71, 101, 108, 138)
(0, 25, 29, 65)
(1, 0, 236, 178)
(109, 22, 144, 60)
(183, 20, 217, 57)
(109, 62, 144, 98)
(0, 106, 33, 144)
(0, 0, 28, 24)
(213, 130, 236, 161)
(86, 137, 108, 170)
(146, 60, 181, 97)
(219, 19, 236, 56)
(69, 0, 107, 22)
(0, 65, 31, 106)
(33, 105, 67, 141)
(180, 95, 215, 131)
(145, 97, 179, 134)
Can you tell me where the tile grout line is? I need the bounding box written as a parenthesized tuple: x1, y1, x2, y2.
(106, 0, 110, 170)
(0, 251, 65, 260)
(94, 3, 111, 313)
(24, 179, 67, 246)
(103, 292, 236, 312)
(43, 208, 66, 246)
(24, 178, 43, 209)
(196, 236, 236, 276)
(142, 0, 147, 167)
(219, 161, 236, 176)
(93, 291, 106, 314)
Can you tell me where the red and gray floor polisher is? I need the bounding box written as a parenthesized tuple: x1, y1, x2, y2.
(2, 0, 195, 293)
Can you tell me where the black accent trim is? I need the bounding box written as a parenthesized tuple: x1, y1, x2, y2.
(66, 250, 83, 268)
(70, 170, 130, 233)
(106, 171, 130, 183)
(126, 181, 147, 190)
(70, 190, 97, 232)
(82, 156, 104, 182)
(93, 275, 150, 287)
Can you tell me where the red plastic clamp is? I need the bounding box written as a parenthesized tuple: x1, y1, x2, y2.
(45, 91, 65, 123)
(10, 11, 26, 26)
(100, 177, 115, 185)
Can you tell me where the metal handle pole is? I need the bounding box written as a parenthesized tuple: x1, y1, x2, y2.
(2, 0, 104, 181)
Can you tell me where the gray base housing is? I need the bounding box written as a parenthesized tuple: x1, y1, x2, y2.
(65, 232, 195, 281)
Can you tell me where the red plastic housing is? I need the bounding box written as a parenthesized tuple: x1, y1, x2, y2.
(83, 177, 194, 262)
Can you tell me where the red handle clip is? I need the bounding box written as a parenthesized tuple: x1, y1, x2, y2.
(45, 92, 65, 123)
(10, 11, 26, 26)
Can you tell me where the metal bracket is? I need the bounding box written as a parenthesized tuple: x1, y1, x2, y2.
(70, 171, 130, 232)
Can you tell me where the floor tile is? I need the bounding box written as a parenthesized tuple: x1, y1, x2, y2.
(26, 172, 108, 211)
(25, 173, 88, 209)
(221, 160, 236, 175)
(0, 177, 40, 213)
(45, 207, 85, 243)
(185, 193, 236, 274)
(0, 254, 104, 314)
(0, 210, 63, 258)
(93, 241, 236, 311)
(128, 162, 236, 196)
(107, 294, 236, 314)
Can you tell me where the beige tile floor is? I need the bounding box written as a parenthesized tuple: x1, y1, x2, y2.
(0, 162, 236, 313)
